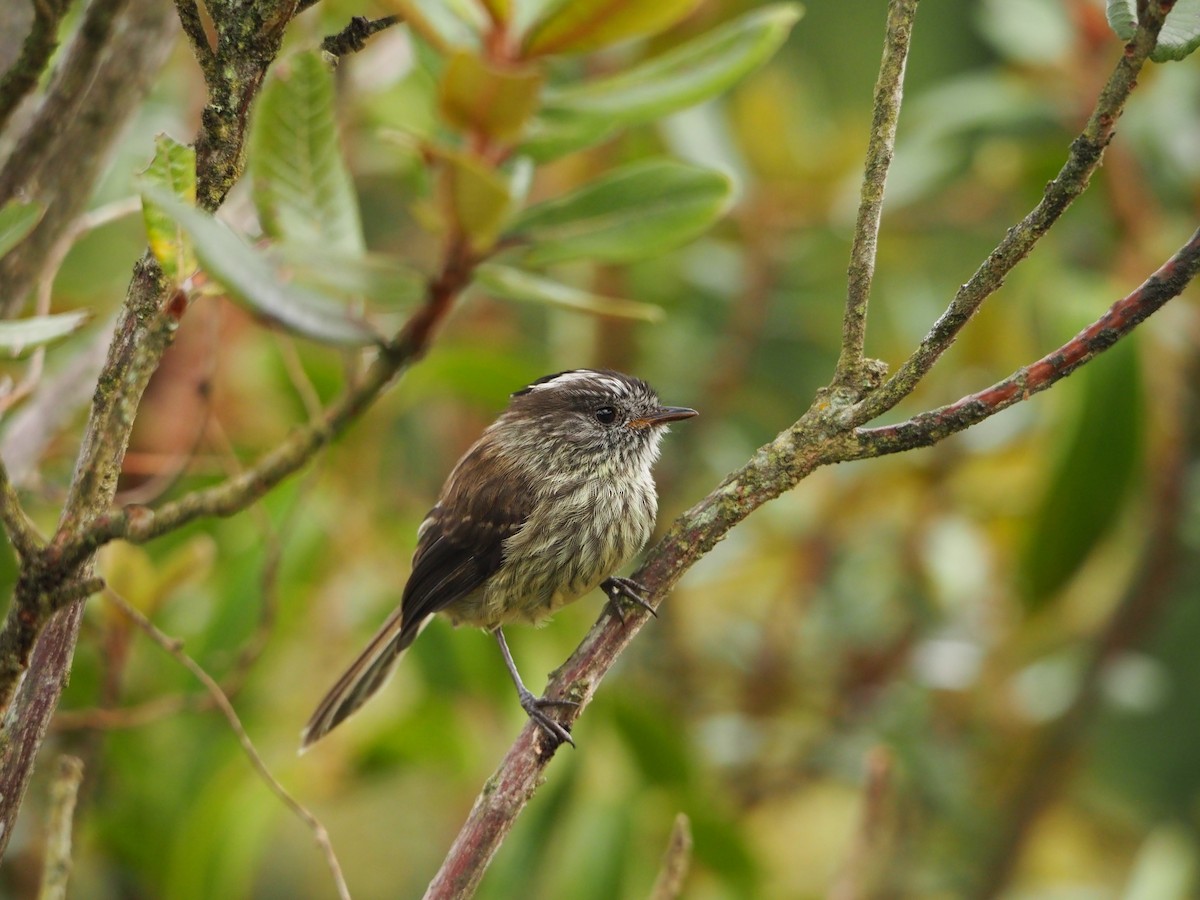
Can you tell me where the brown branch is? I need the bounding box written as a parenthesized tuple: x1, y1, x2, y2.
(103, 587, 352, 900)
(835, 0, 919, 393)
(647, 813, 693, 900)
(851, 225, 1200, 459)
(36, 754, 83, 900)
(841, 1, 1170, 427)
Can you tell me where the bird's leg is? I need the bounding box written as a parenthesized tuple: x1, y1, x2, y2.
(601, 576, 657, 624)
(492, 627, 577, 748)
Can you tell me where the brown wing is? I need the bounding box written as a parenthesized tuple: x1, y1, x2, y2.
(399, 439, 533, 627)
(300, 438, 533, 749)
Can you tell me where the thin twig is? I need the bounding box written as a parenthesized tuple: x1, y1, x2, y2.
(647, 813, 693, 900)
(835, 0, 920, 390)
(36, 754, 84, 900)
(829, 747, 893, 900)
(851, 226, 1200, 459)
(0, 457, 43, 559)
(321, 15, 401, 59)
(173, 0, 216, 79)
(103, 587, 352, 900)
(56, 238, 477, 571)
(841, 1, 1170, 427)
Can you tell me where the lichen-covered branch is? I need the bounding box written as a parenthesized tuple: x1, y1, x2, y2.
(0, 0, 302, 862)
(0, 456, 42, 561)
(841, 1, 1170, 428)
(835, 0, 919, 393)
(321, 14, 401, 59)
(850, 225, 1200, 459)
(173, 0, 215, 80)
(0, 0, 72, 134)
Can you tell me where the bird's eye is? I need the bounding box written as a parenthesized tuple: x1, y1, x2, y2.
(594, 406, 617, 425)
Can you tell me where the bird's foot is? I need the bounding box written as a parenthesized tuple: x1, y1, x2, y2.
(517, 688, 577, 748)
(602, 576, 657, 625)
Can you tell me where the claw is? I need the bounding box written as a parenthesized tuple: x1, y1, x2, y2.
(518, 689, 576, 748)
(602, 576, 657, 624)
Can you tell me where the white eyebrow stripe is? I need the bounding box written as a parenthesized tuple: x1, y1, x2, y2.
(529, 371, 629, 396)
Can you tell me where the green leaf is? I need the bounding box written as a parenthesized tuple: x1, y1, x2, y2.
(140, 187, 380, 347)
(507, 159, 734, 265)
(477, 264, 664, 321)
(0, 200, 45, 260)
(0, 310, 90, 357)
(523, 0, 699, 56)
(441, 150, 515, 251)
(477, 0, 511, 25)
(1019, 333, 1143, 611)
(519, 110, 616, 163)
(271, 245, 425, 306)
(1106, 0, 1200, 62)
(543, 4, 802, 125)
(250, 51, 365, 255)
(140, 135, 198, 282)
(439, 50, 543, 141)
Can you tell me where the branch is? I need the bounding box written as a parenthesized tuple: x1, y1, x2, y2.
(851, 225, 1200, 458)
(0, 0, 72, 134)
(173, 0, 216, 80)
(104, 588, 351, 900)
(647, 813, 693, 900)
(842, 2, 1170, 427)
(835, 0, 919, 392)
(321, 15, 401, 59)
(0, 0, 300, 861)
(0, 456, 42, 560)
(56, 238, 476, 571)
(36, 754, 84, 900)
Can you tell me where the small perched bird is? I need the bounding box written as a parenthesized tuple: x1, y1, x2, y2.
(302, 369, 697, 750)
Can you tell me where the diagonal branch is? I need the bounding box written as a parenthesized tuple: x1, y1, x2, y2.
(53, 238, 476, 572)
(422, 222, 1200, 899)
(851, 225, 1200, 458)
(841, 1, 1170, 428)
(0, 0, 72, 134)
(0, 456, 42, 560)
(835, 0, 920, 391)
(173, 0, 216, 80)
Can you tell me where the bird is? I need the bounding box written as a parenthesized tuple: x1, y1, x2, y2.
(301, 369, 697, 750)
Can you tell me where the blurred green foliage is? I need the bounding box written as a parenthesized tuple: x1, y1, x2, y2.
(2, 1, 1200, 898)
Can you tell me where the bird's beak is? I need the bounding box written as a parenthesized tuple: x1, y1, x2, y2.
(629, 406, 699, 429)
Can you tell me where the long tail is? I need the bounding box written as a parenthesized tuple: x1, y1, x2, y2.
(300, 607, 425, 751)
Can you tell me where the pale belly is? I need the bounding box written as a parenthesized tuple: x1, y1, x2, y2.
(443, 479, 655, 629)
